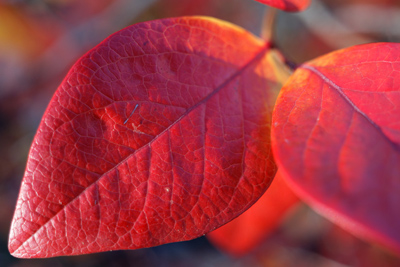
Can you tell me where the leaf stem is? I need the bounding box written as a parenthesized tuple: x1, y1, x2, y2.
(260, 7, 298, 72)
(260, 7, 277, 42)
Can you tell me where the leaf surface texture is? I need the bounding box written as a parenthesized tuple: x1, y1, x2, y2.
(272, 42, 400, 254)
(9, 17, 283, 258)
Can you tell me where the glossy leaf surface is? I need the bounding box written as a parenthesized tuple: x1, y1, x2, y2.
(207, 171, 299, 256)
(9, 16, 284, 258)
(272, 43, 400, 254)
(255, 0, 310, 12)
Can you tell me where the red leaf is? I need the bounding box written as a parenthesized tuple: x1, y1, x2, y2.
(255, 0, 310, 12)
(207, 171, 299, 256)
(9, 16, 283, 258)
(271, 43, 400, 254)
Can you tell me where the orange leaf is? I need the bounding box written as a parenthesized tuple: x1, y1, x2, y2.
(207, 172, 299, 256)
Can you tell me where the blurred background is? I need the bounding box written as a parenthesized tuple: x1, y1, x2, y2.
(1, 0, 400, 266)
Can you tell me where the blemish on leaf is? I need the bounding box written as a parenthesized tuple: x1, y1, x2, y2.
(124, 104, 139, 124)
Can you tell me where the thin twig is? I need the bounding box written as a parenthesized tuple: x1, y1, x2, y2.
(261, 7, 278, 42)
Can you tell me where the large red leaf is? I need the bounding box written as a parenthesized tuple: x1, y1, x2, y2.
(9, 16, 284, 258)
(255, 0, 310, 12)
(271, 43, 400, 254)
(207, 171, 299, 256)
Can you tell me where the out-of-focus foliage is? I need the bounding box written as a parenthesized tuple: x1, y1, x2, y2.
(1, 0, 400, 266)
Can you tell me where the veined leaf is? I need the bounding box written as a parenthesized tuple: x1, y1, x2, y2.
(272, 42, 400, 254)
(9, 16, 284, 258)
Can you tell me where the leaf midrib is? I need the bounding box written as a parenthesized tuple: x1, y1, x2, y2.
(13, 43, 271, 256)
(302, 64, 400, 151)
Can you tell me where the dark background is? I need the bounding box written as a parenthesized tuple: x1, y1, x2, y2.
(1, 0, 400, 266)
